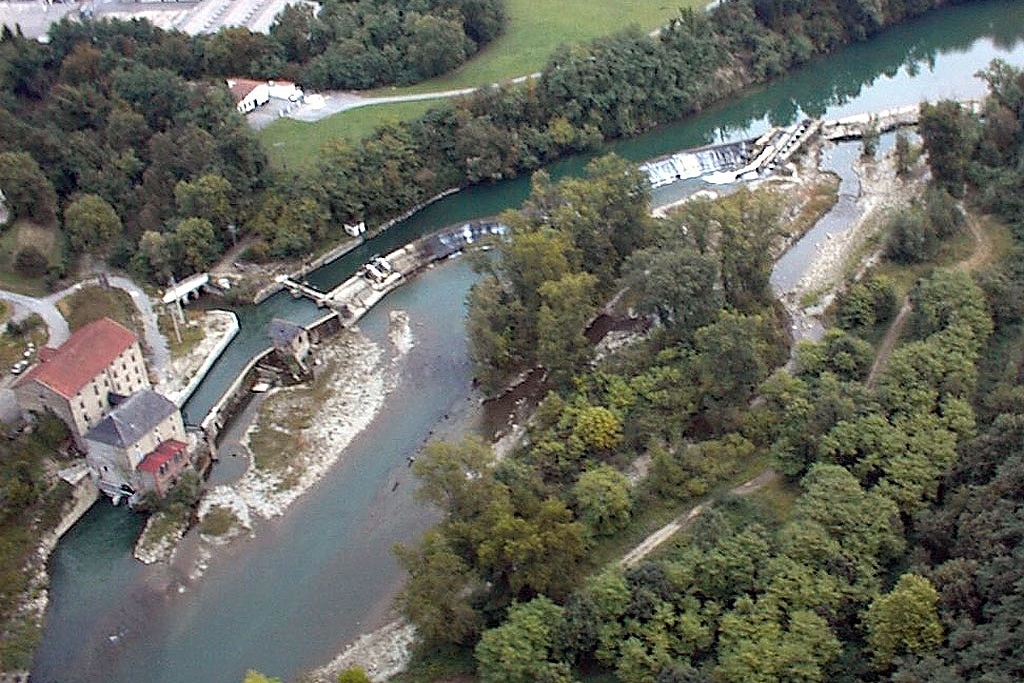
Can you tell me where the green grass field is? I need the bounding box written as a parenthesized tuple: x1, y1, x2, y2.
(259, 0, 705, 169)
(0, 220, 62, 296)
(56, 285, 140, 334)
(372, 0, 701, 94)
(262, 99, 440, 170)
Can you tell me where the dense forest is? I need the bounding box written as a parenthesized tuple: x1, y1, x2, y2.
(0, 0, 989, 286)
(391, 62, 1024, 682)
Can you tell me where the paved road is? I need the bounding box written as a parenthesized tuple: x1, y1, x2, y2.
(251, 71, 546, 130)
(1, 272, 170, 384)
(0, 288, 71, 346)
(103, 274, 171, 385)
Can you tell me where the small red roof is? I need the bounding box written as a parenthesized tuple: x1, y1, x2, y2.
(137, 439, 187, 474)
(226, 78, 263, 103)
(16, 318, 138, 398)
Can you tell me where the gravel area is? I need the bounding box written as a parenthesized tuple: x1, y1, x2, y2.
(157, 309, 237, 403)
(308, 621, 417, 683)
(211, 311, 412, 524)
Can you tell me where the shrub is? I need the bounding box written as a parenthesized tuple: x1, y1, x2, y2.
(885, 209, 936, 264)
(14, 246, 48, 278)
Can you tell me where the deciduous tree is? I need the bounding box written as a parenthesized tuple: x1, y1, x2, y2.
(475, 597, 573, 683)
(865, 573, 943, 668)
(622, 245, 721, 339)
(0, 151, 58, 224)
(63, 193, 122, 255)
(572, 465, 632, 536)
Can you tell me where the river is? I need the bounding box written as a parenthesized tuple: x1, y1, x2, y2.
(33, 3, 1024, 682)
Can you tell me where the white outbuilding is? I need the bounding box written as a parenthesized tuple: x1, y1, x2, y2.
(227, 78, 270, 114)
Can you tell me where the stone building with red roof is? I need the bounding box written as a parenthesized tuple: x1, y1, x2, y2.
(136, 440, 189, 498)
(14, 317, 150, 448)
(84, 390, 186, 502)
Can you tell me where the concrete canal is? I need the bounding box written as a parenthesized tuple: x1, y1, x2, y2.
(33, 3, 1024, 682)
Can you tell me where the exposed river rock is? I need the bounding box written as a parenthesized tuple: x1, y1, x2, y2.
(31, 6, 1024, 682)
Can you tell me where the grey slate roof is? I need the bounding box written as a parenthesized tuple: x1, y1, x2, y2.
(268, 318, 304, 347)
(85, 390, 178, 449)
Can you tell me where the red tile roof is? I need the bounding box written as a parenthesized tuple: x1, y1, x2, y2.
(16, 318, 138, 398)
(138, 439, 187, 474)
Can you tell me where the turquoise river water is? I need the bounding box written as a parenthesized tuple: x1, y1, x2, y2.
(32, 3, 1024, 681)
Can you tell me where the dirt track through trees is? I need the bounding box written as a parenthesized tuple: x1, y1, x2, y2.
(619, 469, 779, 567)
(867, 209, 990, 387)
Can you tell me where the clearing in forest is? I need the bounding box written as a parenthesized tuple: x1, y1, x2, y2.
(259, 0, 705, 165)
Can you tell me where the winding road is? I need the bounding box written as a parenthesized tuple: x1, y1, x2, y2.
(0, 272, 170, 383)
(0, 287, 71, 346)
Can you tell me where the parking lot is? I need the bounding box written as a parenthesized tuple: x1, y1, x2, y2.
(1, 0, 301, 37)
(0, 1, 78, 40)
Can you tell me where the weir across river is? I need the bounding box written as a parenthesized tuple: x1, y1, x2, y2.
(279, 221, 506, 317)
(32, 5, 1024, 681)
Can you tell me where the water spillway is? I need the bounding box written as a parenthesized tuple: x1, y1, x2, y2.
(640, 140, 751, 187)
(33, 3, 1024, 682)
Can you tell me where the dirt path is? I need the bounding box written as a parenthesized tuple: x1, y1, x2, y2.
(867, 209, 991, 387)
(957, 213, 993, 272)
(866, 297, 912, 388)
(619, 469, 779, 568)
(620, 200, 995, 567)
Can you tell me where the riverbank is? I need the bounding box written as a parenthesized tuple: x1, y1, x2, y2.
(300, 133, 929, 683)
(146, 310, 415, 586)
(232, 317, 402, 520)
(775, 136, 930, 345)
(157, 310, 240, 405)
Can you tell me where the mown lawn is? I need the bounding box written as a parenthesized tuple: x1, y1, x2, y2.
(259, 0, 705, 169)
(0, 220, 62, 296)
(373, 0, 703, 94)
(56, 285, 140, 334)
(262, 100, 440, 170)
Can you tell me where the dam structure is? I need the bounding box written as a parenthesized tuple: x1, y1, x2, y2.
(282, 221, 506, 321)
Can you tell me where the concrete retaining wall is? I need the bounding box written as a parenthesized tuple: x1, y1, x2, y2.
(253, 187, 462, 305)
(822, 99, 983, 140)
(46, 477, 100, 548)
(253, 281, 286, 304)
(202, 348, 272, 441)
(369, 188, 460, 238)
(174, 310, 240, 408)
(200, 310, 345, 443)
(324, 221, 504, 326)
(293, 235, 364, 282)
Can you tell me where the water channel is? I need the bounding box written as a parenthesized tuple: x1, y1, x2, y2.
(33, 3, 1024, 682)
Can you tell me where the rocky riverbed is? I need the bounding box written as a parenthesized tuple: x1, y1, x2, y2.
(175, 312, 414, 571)
(126, 134, 924, 682)
(776, 138, 929, 346)
(312, 137, 930, 682)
